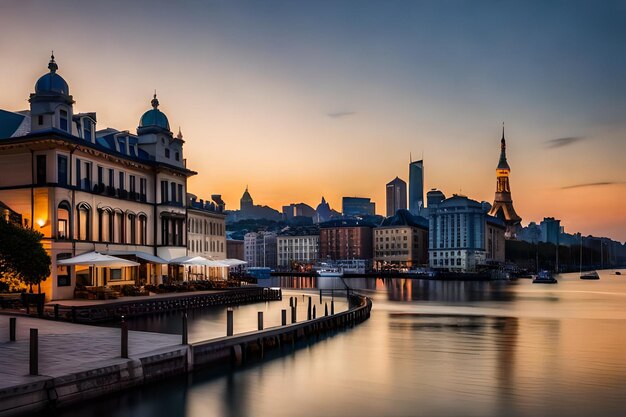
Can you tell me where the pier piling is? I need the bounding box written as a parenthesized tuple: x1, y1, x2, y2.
(307, 297, 312, 320)
(319, 289, 322, 304)
(313, 305, 316, 319)
(331, 300, 335, 315)
(227, 308, 234, 336)
(182, 311, 188, 345)
(9, 317, 16, 341)
(121, 316, 128, 359)
(29, 328, 38, 375)
(325, 303, 328, 316)
(258, 311, 264, 331)
(281, 309, 287, 326)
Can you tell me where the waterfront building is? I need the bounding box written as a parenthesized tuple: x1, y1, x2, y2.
(244, 231, 277, 268)
(488, 126, 522, 238)
(429, 195, 505, 272)
(277, 234, 320, 268)
(342, 197, 375, 217)
(0, 55, 195, 299)
(187, 193, 227, 279)
(409, 159, 424, 215)
(374, 209, 429, 269)
(319, 218, 374, 263)
(386, 177, 407, 216)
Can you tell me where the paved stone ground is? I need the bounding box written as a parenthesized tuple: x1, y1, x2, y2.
(0, 316, 180, 389)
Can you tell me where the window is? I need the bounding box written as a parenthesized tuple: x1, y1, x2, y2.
(175, 152, 180, 161)
(38, 115, 43, 125)
(83, 161, 92, 191)
(56, 254, 72, 287)
(139, 215, 147, 245)
(77, 203, 91, 241)
(109, 269, 122, 281)
(118, 211, 125, 243)
(129, 175, 136, 194)
(140, 178, 147, 201)
(83, 119, 92, 141)
(57, 155, 68, 186)
(36, 155, 46, 185)
(118, 172, 125, 192)
(108, 168, 114, 187)
(57, 202, 70, 239)
(161, 217, 169, 245)
(60, 109, 68, 132)
(165, 148, 170, 158)
(97, 166, 103, 186)
(128, 213, 136, 244)
(171, 183, 176, 204)
(177, 184, 183, 204)
(161, 181, 168, 203)
(99, 209, 111, 242)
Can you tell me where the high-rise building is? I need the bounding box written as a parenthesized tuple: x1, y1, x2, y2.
(488, 125, 522, 238)
(409, 159, 424, 215)
(385, 177, 407, 216)
(342, 197, 375, 217)
(243, 231, 277, 268)
(540, 217, 561, 245)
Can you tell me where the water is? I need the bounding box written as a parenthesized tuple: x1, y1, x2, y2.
(53, 270, 626, 417)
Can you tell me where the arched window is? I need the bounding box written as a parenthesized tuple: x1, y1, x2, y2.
(128, 212, 137, 245)
(118, 211, 125, 243)
(138, 214, 147, 246)
(57, 201, 71, 240)
(76, 202, 91, 241)
(98, 208, 112, 242)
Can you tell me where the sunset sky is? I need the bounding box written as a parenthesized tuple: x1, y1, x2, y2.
(1, 0, 625, 241)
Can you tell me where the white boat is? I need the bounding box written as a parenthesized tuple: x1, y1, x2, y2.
(317, 268, 343, 278)
(580, 270, 599, 280)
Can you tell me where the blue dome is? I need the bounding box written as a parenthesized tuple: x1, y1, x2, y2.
(139, 108, 170, 130)
(139, 94, 170, 130)
(35, 54, 70, 95)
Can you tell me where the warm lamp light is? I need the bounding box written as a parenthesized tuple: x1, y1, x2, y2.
(36, 219, 46, 228)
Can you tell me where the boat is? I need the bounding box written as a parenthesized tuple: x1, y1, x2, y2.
(532, 270, 557, 284)
(580, 270, 600, 280)
(614, 271, 622, 276)
(317, 268, 343, 278)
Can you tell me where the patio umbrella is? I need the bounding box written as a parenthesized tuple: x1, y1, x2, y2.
(222, 259, 247, 267)
(58, 251, 140, 267)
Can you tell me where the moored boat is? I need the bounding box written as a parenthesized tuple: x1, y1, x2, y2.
(532, 270, 557, 284)
(580, 270, 600, 280)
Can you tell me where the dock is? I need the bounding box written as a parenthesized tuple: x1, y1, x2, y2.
(0, 293, 371, 416)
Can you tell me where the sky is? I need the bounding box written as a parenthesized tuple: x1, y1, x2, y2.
(1, 0, 625, 241)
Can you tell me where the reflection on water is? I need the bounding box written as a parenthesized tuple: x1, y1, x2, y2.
(54, 270, 626, 417)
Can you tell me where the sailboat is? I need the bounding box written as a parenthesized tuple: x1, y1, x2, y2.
(580, 235, 599, 280)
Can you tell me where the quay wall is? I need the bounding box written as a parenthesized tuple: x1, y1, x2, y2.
(0, 294, 372, 417)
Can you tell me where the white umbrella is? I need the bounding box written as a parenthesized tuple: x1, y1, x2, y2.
(222, 259, 248, 267)
(205, 259, 231, 267)
(169, 255, 214, 266)
(58, 251, 140, 267)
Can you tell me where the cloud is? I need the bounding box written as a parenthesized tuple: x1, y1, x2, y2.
(544, 136, 586, 148)
(327, 111, 355, 119)
(561, 181, 625, 190)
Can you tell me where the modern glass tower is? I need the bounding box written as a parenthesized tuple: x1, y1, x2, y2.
(408, 159, 424, 215)
(386, 176, 407, 216)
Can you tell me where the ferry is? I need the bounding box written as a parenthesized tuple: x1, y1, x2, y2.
(316, 268, 343, 278)
(532, 270, 558, 284)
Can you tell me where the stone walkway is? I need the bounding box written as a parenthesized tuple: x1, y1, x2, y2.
(0, 316, 180, 389)
(46, 288, 233, 307)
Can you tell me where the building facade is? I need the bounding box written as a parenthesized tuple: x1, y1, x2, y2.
(277, 235, 319, 268)
(244, 231, 277, 268)
(409, 159, 424, 215)
(429, 195, 505, 272)
(226, 239, 244, 260)
(0, 55, 195, 300)
(488, 126, 522, 238)
(342, 197, 375, 217)
(319, 218, 374, 261)
(187, 194, 227, 278)
(374, 210, 428, 269)
(386, 176, 407, 216)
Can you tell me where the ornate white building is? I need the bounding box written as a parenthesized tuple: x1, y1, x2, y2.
(0, 54, 197, 300)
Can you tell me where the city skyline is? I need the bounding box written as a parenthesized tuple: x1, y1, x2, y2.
(1, 1, 625, 241)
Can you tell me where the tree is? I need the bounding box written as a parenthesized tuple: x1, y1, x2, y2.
(0, 220, 50, 293)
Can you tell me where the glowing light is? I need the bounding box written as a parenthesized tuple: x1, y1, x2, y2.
(36, 219, 46, 228)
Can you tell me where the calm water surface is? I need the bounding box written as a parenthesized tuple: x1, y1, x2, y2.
(56, 270, 626, 417)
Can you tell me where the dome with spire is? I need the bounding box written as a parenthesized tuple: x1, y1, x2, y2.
(139, 93, 170, 131)
(34, 53, 69, 95)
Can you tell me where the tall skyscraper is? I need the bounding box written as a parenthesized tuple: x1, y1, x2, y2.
(386, 177, 407, 216)
(342, 197, 375, 217)
(409, 159, 424, 215)
(488, 125, 522, 238)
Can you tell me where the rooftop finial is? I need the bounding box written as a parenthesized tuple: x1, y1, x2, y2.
(177, 126, 183, 140)
(501, 122, 505, 141)
(48, 50, 58, 73)
(151, 90, 159, 109)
